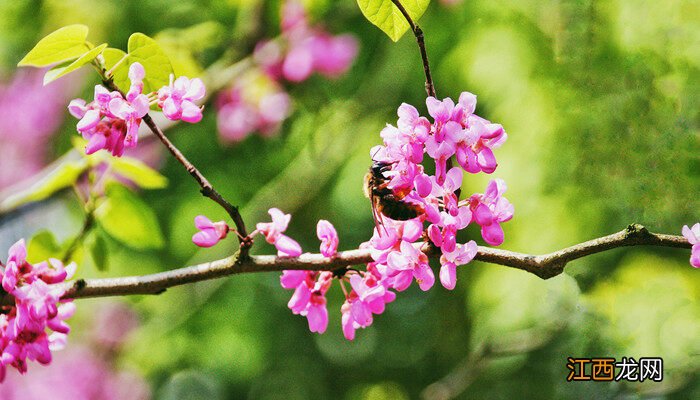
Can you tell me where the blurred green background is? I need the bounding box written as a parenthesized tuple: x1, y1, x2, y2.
(0, 0, 698, 398)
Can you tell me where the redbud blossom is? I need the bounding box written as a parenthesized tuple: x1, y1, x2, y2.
(682, 223, 700, 268)
(157, 75, 206, 123)
(316, 220, 339, 257)
(68, 63, 149, 157)
(341, 271, 395, 340)
(280, 270, 332, 333)
(256, 208, 302, 257)
(468, 179, 514, 246)
(0, 240, 75, 381)
(439, 241, 478, 290)
(191, 216, 229, 248)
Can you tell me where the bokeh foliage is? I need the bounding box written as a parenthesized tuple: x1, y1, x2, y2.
(0, 0, 697, 398)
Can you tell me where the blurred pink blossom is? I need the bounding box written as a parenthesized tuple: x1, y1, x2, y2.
(0, 69, 77, 190)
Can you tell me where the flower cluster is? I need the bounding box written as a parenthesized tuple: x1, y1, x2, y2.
(215, 71, 291, 143)
(274, 92, 511, 339)
(216, 0, 358, 143)
(682, 223, 700, 268)
(69, 63, 204, 157)
(254, 0, 358, 83)
(0, 240, 76, 381)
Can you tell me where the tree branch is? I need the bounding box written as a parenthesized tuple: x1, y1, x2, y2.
(0, 224, 687, 304)
(100, 79, 251, 255)
(391, 0, 436, 97)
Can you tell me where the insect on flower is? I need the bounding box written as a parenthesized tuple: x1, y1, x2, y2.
(364, 161, 424, 229)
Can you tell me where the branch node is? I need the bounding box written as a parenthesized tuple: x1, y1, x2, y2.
(75, 279, 86, 290)
(626, 223, 650, 238)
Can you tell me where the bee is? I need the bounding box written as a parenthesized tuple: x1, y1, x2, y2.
(364, 161, 424, 228)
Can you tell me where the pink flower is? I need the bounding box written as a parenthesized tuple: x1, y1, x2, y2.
(386, 241, 434, 291)
(255, 208, 302, 257)
(0, 240, 75, 381)
(215, 78, 292, 143)
(68, 63, 149, 157)
(439, 241, 477, 290)
(157, 75, 206, 123)
(191, 215, 229, 248)
(340, 272, 395, 340)
(310, 34, 358, 78)
(280, 271, 332, 334)
(468, 179, 514, 246)
(682, 223, 700, 268)
(316, 220, 338, 257)
(267, 0, 359, 83)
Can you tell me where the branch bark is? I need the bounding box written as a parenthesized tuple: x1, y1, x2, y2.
(0, 224, 686, 304)
(100, 79, 250, 254)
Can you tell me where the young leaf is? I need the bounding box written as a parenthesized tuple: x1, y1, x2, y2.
(127, 32, 174, 93)
(26, 230, 62, 263)
(43, 43, 108, 85)
(95, 184, 165, 249)
(356, 0, 430, 42)
(18, 24, 90, 67)
(109, 156, 169, 189)
(0, 158, 89, 211)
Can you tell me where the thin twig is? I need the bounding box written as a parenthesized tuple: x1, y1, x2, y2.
(100, 79, 251, 255)
(391, 0, 436, 97)
(61, 212, 94, 263)
(0, 224, 688, 304)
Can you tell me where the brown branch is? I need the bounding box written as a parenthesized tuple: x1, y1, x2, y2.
(100, 79, 250, 255)
(0, 224, 688, 304)
(391, 0, 436, 97)
(140, 115, 249, 246)
(61, 212, 94, 263)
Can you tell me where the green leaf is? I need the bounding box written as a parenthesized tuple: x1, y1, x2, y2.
(127, 32, 174, 93)
(18, 24, 90, 67)
(356, 0, 430, 42)
(43, 43, 108, 85)
(0, 158, 88, 211)
(26, 230, 62, 263)
(109, 156, 168, 189)
(95, 184, 165, 249)
(88, 233, 109, 271)
(102, 47, 130, 92)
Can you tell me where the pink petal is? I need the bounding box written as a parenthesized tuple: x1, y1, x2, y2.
(280, 270, 307, 289)
(283, 44, 314, 82)
(458, 91, 477, 115)
(275, 234, 302, 257)
(341, 309, 356, 340)
(162, 97, 180, 120)
(288, 284, 311, 313)
(306, 304, 328, 333)
(180, 100, 203, 123)
(128, 62, 145, 83)
(481, 223, 504, 246)
(68, 99, 87, 119)
(192, 229, 220, 247)
(415, 264, 435, 291)
(473, 203, 494, 226)
(85, 133, 107, 154)
(185, 78, 206, 100)
(439, 262, 457, 290)
(194, 215, 215, 230)
(77, 109, 101, 132)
